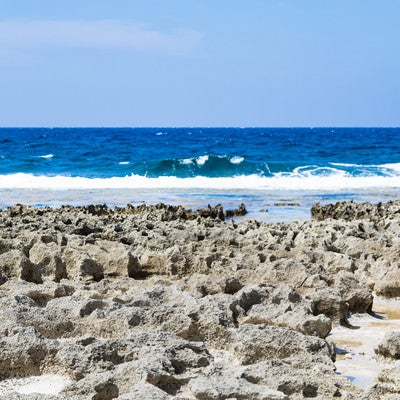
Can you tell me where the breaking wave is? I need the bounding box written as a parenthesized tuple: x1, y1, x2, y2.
(1, 162, 400, 191)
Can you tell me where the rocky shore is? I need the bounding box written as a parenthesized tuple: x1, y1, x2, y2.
(0, 200, 399, 399)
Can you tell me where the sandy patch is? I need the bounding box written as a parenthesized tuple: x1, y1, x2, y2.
(329, 297, 400, 388)
(0, 374, 72, 396)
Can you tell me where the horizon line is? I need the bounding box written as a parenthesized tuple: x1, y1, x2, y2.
(1, 126, 399, 129)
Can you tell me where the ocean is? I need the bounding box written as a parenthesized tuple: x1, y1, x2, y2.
(1, 127, 400, 221)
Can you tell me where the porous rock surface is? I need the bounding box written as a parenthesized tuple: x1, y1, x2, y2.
(0, 201, 399, 399)
(375, 331, 400, 360)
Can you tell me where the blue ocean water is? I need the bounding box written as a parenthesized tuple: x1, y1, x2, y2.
(1, 127, 400, 221)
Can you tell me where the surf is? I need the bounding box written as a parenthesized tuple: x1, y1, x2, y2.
(1, 171, 400, 191)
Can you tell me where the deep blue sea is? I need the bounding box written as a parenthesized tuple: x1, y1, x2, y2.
(1, 127, 400, 221)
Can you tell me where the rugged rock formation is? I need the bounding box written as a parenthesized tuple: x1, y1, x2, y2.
(375, 331, 400, 359)
(0, 200, 399, 399)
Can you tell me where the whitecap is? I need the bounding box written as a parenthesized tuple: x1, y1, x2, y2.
(118, 161, 130, 165)
(180, 158, 194, 165)
(39, 154, 53, 159)
(156, 132, 164, 136)
(230, 156, 244, 165)
(196, 155, 209, 166)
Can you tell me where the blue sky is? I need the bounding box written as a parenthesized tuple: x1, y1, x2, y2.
(0, 0, 399, 127)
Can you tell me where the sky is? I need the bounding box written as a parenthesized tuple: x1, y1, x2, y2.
(0, 0, 399, 127)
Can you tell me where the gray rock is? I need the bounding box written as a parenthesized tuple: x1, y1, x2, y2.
(0, 200, 399, 399)
(61, 372, 118, 400)
(116, 382, 172, 399)
(376, 331, 400, 359)
(241, 359, 349, 398)
(189, 376, 288, 400)
(374, 267, 400, 297)
(0, 327, 49, 378)
(232, 324, 335, 365)
(334, 270, 373, 313)
(0, 250, 41, 283)
(311, 288, 348, 324)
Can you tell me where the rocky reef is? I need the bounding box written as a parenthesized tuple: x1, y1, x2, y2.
(0, 201, 399, 399)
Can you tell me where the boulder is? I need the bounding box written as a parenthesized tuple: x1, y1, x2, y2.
(189, 376, 288, 400)
(311, 288, 348, 324)
(334, 270, 373, 313)
(241, 360, 348, 398)
(232, 324, 335, 365)
(61, 372, 119, 400)
(116, 382, 172, 399)
(0, 327, 49, 378)
(0, 250, 41, 283)
(374, 267, 400, 298)
(376, 331, 400, 359)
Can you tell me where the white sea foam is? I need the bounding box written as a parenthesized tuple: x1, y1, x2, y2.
(118, 161, 130, 165)
(330, 162, 400, 171)
(381, 163, 400, 172)
(180, 155, 243, 166)
(180, 158, 194, 165)
(196, 155, 209, 166)
(39, 154, 54, 159)
(289, 166, 346, 177)
(230, 156, 244, 164)
(329, 162, 366, 167)
(1, 172, 400, 191)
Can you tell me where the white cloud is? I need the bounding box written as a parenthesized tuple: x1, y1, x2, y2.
(0, 19, 203, 55)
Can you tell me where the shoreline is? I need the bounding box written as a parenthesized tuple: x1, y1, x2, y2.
(1, 186, 400, 223)
(0, 200, 399, 399)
